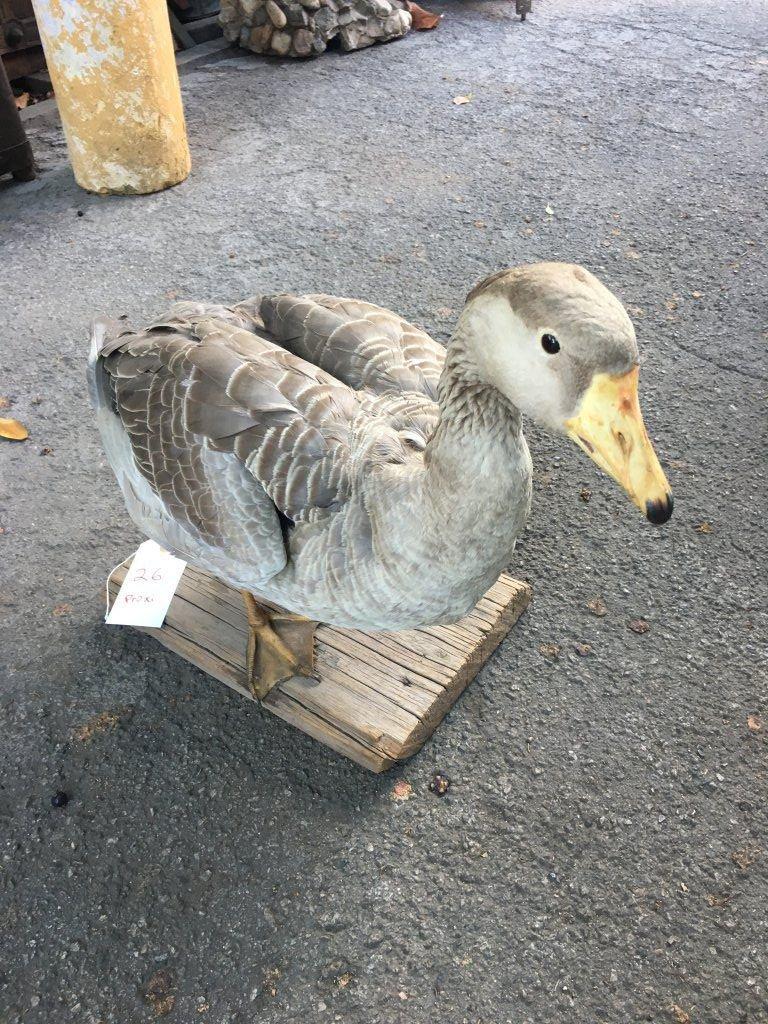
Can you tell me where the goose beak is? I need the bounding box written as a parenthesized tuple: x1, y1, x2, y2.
(565, 367, 673, 524)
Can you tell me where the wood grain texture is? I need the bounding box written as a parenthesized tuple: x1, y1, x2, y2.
(107, 562, 532, 772)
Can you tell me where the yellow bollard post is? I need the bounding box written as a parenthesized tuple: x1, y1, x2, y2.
(31, 0, 191, 194)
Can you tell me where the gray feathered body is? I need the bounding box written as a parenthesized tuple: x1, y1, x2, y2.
(88, 295, 532, 630)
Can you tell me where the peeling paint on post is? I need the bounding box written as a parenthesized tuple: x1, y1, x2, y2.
(31, 0, 191, 194)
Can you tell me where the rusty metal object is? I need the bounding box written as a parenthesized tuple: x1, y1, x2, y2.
(1, 43, 44, 79)
(515, 0, 532, 21)
(0, 50, 35, 181)
(0, 0, 44, 78)
(3, 18, 23, 45)
(0, 0, 39, 53)
(168, 7, 197, 49)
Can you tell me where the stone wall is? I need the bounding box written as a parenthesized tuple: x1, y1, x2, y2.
(219, 0, 412, 58)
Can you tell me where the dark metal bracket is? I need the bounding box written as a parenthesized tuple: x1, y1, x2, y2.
(0, 54, 35, 182)
(516, 0, 532, 21)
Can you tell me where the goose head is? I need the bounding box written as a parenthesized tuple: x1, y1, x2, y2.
(460, 262, 673, 524)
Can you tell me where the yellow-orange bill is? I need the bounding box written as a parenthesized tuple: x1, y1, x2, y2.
(565, 367, 673, 524)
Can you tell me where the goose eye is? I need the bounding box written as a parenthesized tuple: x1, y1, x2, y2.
(541, 333, 560, 355)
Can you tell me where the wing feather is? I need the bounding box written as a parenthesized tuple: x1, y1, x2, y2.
(257, 292, 445, 401)
(92, 294, 444, 592)
(96, 311, 364, 567)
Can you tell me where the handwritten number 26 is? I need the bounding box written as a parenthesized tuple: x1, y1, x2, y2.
(135, 567, 163, 582)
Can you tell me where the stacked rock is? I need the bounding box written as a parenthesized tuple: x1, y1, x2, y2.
(219, 0, 412, 58)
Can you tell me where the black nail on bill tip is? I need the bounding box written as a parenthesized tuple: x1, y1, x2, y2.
(646, 495, 674, 525)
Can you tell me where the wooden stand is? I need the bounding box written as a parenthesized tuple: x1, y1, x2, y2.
(108, 562, 532, 772)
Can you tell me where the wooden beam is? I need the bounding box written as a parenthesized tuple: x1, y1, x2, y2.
(108, 562, 532, 772)
(167, 7, 196, 50)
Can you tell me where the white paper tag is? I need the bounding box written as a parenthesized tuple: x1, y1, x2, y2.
(106, 540, 187, 628)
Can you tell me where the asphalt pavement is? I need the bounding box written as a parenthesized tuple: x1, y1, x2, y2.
(1, 1, 766, 1021)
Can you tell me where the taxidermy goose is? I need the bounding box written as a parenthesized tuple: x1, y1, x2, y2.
(89, 263, 672, 694)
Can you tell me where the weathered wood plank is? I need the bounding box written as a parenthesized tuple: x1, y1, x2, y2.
(107, 562, 532, 771)
(264, 689, 395, 772)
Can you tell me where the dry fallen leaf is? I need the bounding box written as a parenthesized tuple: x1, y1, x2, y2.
(747, 713, 762, 732)
(579, 487, 592, 503)
(695, 522, 712, 534)
(144, 971, 176, 1018)
(670, 1005, 691, 1024)
(731, 844, 761, 871)
(0, 417, 28, 441)
(628, 618, 651, 635)
(538, 642, 561, 661)
(407, 0, 441, 29)
(52, 603, 73, 617)
(73, 708, 125, 743)
(473, 220, 487, 228)
(335, 971, 354, 988)
(391, 779, 414, 802)
(573, 642, 593, 657)
(624, 248, 640, 260)
(691, 290, 703, 298)
(705, 892, 731, 908)
(453, 94, 472, 105)
(587, 597, 608, 617)
(262, 966, 280, 997)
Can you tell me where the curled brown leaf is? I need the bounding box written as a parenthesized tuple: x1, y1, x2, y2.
(407, 0, 441, 29)
(538, 642, 561, 661)
(587, 597, 607, 617)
